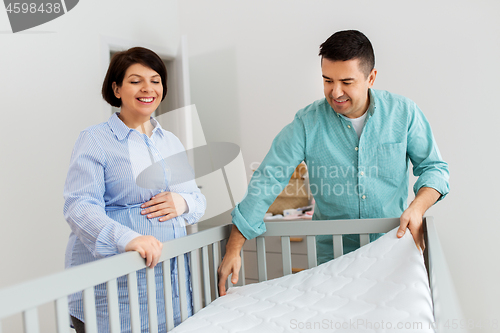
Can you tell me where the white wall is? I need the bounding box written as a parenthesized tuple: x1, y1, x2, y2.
(1, 0, 498, 330)
(179, 0, 500, 329)
(0, 0, 180, 330)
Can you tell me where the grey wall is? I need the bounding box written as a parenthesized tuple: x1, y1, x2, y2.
(179, 0, 500, 329)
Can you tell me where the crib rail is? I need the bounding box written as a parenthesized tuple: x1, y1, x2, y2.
(0, 224, 232, 333)
(252, 217, 401, 282)
(0, 218, 466, 333)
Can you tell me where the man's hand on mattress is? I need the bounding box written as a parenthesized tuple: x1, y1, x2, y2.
(141, 192, 188, 221)
(398, 206, 425, 252)
(125, 235, 163, 268)
(398, 187, 442, 252)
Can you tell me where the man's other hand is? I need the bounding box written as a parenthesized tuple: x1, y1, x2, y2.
(217, 225, 247, 296)
(398, 206, 425, 251)
(217, 251, 241, 296)
(397, 187, 442, 252)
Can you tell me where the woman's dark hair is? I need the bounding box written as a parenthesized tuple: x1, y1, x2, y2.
(102, 47, 167, 107)
(319, 30, 375, 77)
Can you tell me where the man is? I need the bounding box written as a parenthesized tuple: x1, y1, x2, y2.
(218, 30, 449, 296)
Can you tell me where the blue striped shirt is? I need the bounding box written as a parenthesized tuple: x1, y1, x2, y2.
(232, 89, 449, 264)
(64, 113, 206, 332)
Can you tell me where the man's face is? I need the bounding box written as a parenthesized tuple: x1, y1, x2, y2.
(322, 58, 377, 119)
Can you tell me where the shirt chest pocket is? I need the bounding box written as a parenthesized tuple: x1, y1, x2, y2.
(377, 143, 407, 179)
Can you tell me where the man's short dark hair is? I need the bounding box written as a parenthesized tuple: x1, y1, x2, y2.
(102, 47, 167, 108)
(319, 30, 375, 77)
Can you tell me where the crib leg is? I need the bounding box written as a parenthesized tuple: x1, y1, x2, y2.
(162, 261, 174, 332)
(212, 242, 221, 298)
(306, 236, 317, 268)
(106, 279, 120, 333)
(190, 249, 203, 314)
(333, 235, 343, 259)
(23, 308, 39, 333)
(177, 255, 189, 322)
(127, 273, 141, 333)
(201, 246, 211, 306)
(360, 234, 370, 247)
(146, 267, 159, 333)
(55, 297, 70, 333)
(239, 248, 246, 286)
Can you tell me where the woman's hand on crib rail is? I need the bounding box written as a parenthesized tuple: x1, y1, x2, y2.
(141, 192, 188, 222)
(125, 235, 163, 268)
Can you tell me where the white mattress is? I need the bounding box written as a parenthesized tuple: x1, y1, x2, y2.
(173, 228, 435, 332)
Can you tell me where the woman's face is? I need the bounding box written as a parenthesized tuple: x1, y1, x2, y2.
(112, 63, 163, 119)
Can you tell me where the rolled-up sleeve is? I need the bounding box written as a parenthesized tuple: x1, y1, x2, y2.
(407, 104, 450, 202)
(232, 114, 306, 239)
(63, 131, 140, 258)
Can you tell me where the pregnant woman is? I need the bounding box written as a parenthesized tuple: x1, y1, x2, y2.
(63, 47, 206, 332)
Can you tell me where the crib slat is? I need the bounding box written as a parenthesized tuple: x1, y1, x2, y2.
(106, 279, 120, 333)
(201, 246, 211, 306)
(178, 254, 189, 322)
(360, 234, 370, 247)
(190, 249, 202, 314)
(162, 260, 174, 332)
(333, 235, 343, 259)
(220, 239, 233, 290)
(306, 236, 317, 268)
(55, 297, 70, 333)
(83, 287, 98, 333)
(212, 242, 220, 298)
(22, 308, 39, 333)
(127, 272, 141, 333)
(256, 236, 268, 282)
(281, 236, 292, 276)
(146, 268, 158, 333)
(239, 248, 246, 286)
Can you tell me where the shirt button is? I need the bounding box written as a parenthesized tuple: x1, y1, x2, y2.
(360, 171, 364, 176)
(355, 147, 359, 151)
(347, 125, 351, 129)
(362, 195, 366, 199)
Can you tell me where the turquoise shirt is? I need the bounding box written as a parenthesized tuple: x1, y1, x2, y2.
(232, 89, 449, 264)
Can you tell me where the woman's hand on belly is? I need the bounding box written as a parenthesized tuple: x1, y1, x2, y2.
(125, 235, 163, 268)
(140, 192, 188, 222)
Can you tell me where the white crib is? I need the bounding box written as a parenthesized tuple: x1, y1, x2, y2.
(0, 217, 467, 333)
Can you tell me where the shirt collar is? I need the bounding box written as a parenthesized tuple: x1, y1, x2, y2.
(108, 112, 164, 141)
(149, 117, 164, 138)
(331, 88, 376, 119)
(366, 88, 377, 117)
